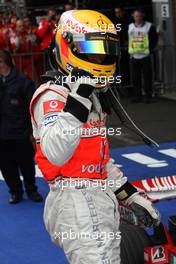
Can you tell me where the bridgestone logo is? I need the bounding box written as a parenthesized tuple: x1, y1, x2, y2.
(152, 246, 165, 262)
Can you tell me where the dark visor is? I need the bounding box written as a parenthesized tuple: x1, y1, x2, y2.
(72, 32, 119, 55)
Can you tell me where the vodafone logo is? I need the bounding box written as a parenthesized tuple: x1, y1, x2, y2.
(82, 162, 105, 174)
(43, 100, 65, 115)
(49, 101, 59, 109)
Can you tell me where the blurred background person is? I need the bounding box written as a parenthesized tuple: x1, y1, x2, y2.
(55, 9, 63, 24)
(36, 7, 57, 71)
(8, 19, 38, 79)
(0, 26, 9, 50)
(128, 8, 158, 103)
(64, 3, 74, 11)
(24, 16, 43, 83)
(113, 6, 130, 88)
(24, 16, 37, 35)
(8, 14, 18, 30)
(36, 7, 57, 51)
(0, 50, 43, 204)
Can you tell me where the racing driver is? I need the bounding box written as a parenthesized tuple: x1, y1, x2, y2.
(30, 10, 160, 264)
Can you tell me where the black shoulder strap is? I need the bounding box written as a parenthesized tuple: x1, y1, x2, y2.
(41, 70, 69, 89)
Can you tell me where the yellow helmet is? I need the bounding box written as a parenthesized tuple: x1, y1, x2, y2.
(54, 10, 119, 80)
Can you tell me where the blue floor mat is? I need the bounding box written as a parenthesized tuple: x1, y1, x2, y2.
(0, 141, 175, 263)
(0, 179, 68, 264)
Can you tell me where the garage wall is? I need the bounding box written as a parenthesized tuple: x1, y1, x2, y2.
(152, 0, 176, 89)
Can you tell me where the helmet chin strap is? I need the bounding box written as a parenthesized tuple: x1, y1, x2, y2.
(109, 87, 159, 148)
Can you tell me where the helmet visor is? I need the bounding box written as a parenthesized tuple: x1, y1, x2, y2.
(72, 33, 119, 56)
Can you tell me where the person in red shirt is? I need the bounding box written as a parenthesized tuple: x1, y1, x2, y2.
(9, 19, 37, 79)
(36, 8, 57, 51)
(0, 30, 3, 50)
(24, 16, 43, 83)
(8, 15, 18, 30)
(0, 28, 9, 50)
(8, 19, 26, 53)
(24, 17, 37, 35)
(0, 13, 9, 49)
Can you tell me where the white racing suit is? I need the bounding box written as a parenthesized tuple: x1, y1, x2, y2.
(31, 80, 128, 264)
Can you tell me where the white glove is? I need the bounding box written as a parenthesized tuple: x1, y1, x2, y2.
(106, 158, 127, 193)
(125, 193, 161, 227)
